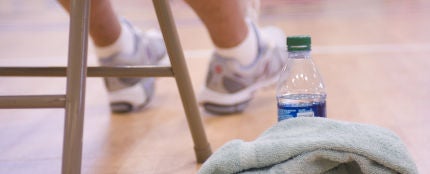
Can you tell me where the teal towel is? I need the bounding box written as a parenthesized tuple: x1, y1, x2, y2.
(199, 117, 417, 174)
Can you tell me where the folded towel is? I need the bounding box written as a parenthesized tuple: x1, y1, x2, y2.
(199, 117, 417, 174)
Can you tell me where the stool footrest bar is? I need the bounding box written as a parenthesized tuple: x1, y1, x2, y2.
(0, 66, 174, 77)
(0, 95, 66, 108)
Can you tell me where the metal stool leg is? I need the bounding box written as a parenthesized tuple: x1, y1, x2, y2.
(153, 0, 212, 163)
(61, 0, 91, 173)
(0, 0, 210, 170)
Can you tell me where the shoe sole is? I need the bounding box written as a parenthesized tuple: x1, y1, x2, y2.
(202, 100, 251, 115)
(111, 96, 152, 114)
(109, 77, 156, 113)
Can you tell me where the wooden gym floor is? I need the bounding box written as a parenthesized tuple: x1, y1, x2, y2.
(0, 0, 429, 173)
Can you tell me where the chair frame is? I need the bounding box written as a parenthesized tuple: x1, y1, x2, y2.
(0, 0, 212, 173)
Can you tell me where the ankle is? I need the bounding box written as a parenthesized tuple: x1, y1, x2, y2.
(94, 22, 134, 59)
(215, 20, 259, 66)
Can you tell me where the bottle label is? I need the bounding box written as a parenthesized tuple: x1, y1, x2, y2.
(278, 101, 326, 121)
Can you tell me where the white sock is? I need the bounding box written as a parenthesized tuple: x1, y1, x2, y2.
(95, 23, 134, 59)
(215, 21, 258, 66)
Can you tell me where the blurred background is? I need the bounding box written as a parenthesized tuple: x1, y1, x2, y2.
(0, 0, 429, 173)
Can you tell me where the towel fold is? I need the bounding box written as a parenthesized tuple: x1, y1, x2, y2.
(199, 117, 417, 174)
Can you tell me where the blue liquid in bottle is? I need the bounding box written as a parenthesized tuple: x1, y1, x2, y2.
(277, 94, 326, 121)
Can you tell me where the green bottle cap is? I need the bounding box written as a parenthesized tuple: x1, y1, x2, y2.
(286, 35, 311, 51)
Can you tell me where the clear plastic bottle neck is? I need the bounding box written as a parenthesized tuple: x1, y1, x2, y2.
(288, 50, 311, 59)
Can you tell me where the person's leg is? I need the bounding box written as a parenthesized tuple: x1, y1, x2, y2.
(187, 0, 287, 114)
(58, 0, 121, 47)
(185, 0, 258, 66)
(185, 0, 247, 48)
(58, 0, 166, 113)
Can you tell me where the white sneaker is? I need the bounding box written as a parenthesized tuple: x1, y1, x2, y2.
(199, 23, 287, 115)
(98, 19, 166, 113)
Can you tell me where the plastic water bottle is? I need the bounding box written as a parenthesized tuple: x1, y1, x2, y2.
(276, 35, 327, 121)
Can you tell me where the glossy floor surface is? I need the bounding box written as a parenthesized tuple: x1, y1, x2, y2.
(0, 0, 429, 173)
